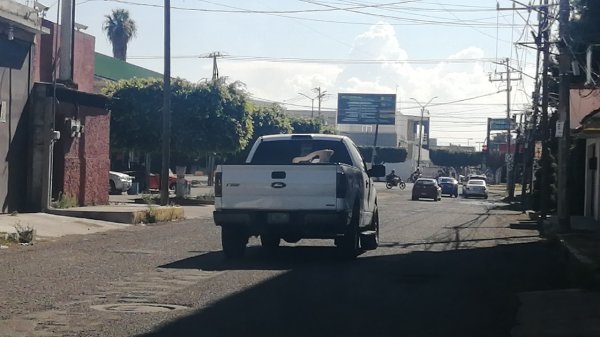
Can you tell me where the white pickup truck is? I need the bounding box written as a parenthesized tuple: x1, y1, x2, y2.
(213, 134, 385, 258)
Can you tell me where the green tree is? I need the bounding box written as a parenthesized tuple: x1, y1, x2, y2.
(103, 9, 137, 61)
(357, 146, 407, 164)
(430, 150, 482, 168)
(103, 77, 253, 165)
(249, 104, 293, 142)
(290, 116, 325, 133)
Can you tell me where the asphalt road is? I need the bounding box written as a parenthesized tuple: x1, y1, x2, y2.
(0, 183, 568, 337)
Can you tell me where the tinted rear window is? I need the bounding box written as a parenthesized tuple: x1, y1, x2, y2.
(468, 180, 485, 185)
(416, 180, 436, 186)
(250, 139, 353, 165)
(440, 178, 453, 183)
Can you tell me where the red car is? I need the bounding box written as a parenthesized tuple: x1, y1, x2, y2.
(149, 170, 189, 191)
(411, 178, 442, 201)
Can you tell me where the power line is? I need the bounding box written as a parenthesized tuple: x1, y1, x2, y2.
(82, 0, 521, 28)
(129, 54, 507, 65)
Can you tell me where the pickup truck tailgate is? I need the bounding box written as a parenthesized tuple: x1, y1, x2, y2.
(219, 165, 338, 210)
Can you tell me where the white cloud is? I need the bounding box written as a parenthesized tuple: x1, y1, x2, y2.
(196, 21, 531, 146)
(220, 61, 342, 103)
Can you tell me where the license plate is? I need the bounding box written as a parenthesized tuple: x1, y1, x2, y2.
(267, 212, 290, 224)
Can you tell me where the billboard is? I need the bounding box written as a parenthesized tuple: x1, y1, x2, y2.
(337, 93, 396, 125)
(489, 118, 516, 131)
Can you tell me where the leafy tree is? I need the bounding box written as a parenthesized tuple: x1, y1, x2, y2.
(104, 77, 253, 165)
(249, 104, 293, 142)
(357, 146, 407, 164)
(430, 150, 482, 168)
(103, 9, 137, 61)
(290, 116, 325, 133)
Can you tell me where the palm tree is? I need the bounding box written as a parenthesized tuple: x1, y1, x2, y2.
(103, 9, 137, 61)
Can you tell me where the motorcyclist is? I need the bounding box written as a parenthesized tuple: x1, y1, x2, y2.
(386, 169, 399, 182)
(409, 168, 421, 182)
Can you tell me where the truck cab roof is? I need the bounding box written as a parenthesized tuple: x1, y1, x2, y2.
(259, 134, 350, 142)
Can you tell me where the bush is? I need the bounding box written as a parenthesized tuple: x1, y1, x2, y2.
(51, 192, 78, 209)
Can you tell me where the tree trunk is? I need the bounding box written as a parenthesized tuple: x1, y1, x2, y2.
(112, 37, 128, 61)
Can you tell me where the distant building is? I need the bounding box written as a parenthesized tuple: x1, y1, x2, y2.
(430, 144, 476, 152)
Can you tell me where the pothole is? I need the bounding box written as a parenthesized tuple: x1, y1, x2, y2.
(91, 303, 188, 313)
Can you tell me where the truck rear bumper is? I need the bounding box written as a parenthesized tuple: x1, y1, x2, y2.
(213, 209, 350, 237)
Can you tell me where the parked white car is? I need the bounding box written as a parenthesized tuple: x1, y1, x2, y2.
(463, 179, 488, 199)
(109, 171, 133, 194)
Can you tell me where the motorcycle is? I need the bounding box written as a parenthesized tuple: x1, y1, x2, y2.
(407, 172, 421, 183)
(385, 176, 406, 190)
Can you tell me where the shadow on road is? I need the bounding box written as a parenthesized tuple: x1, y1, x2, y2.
(145, 241, 567, 337)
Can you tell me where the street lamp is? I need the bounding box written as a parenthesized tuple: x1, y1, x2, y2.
(298, 93, 315, 118)
(409, 96, 438, 169)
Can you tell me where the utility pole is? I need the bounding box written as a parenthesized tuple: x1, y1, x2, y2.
(199, 52, 226, 82)
(210, 52, 224, 81)
(557, 0, 571, 230)
(58, 0, 73, 82)
(521, 2, 544, 212)
(540, 0, 552, 220)
(298, 92, 315, 118)
(202, 52, 225, 187)
(371, 109, 380, 165)
(313, 87, 327, 118)
(489, 58, 521, 198)
(485, 118, 491, 169)
(506, 59, 514, 198)
(160, 0, 171, 206)
(410, 97, 437, 169)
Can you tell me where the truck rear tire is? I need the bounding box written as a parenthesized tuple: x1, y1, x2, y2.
(338, 206, 360, 259)
(221, 226, 247, 258)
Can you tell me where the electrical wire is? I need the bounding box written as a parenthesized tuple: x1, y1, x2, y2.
(85, 0, 521, 28)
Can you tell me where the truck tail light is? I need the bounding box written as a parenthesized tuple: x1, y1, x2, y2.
(215, 172, 222, 197)
(336, 172, 347, 198)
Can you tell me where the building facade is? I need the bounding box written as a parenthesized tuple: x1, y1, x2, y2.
(0, 1, 47, 212)
(1, 2, 111, 212)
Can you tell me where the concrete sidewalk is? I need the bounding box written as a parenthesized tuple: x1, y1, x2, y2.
(0, 213, 130, 241)
(0, 195, 215, 243)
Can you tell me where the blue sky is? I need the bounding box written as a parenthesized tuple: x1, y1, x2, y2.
(32, 0, 543, 147)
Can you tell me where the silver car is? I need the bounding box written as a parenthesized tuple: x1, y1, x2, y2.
(463, 179, 488, 199)
(109, 171, 133, 194)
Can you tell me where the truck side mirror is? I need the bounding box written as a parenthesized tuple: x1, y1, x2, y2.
(367, 164, 385, 177)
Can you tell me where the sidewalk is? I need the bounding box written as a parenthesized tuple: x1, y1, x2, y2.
(0, 212, 130, 242)
(0, 190, 215, 244)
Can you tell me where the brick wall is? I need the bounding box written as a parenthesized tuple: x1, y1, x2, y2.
(33, 20, 95, 93)
(52, 94, 110, 206)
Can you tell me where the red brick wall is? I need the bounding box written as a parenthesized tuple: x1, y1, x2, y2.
(59, 106, 110, 206)
(32, 20, 95, 93)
